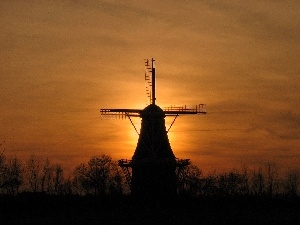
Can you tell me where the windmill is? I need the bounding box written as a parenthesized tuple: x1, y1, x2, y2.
(100, 58, 206, 196)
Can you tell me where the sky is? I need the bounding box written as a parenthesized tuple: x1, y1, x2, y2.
(1, 0, 299, 174)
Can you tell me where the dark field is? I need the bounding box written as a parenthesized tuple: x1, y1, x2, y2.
(0, 195, 299, 225)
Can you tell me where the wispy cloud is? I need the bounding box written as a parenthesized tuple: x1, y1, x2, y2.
(0, 0, 299, 172)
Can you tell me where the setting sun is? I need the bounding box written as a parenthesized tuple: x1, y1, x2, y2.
(0, 0, 299, 175)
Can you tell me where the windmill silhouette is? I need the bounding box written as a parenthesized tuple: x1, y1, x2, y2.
(101, 58, 206, 196)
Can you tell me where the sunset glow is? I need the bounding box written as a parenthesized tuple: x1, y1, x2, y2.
(1, 0, 299, 174)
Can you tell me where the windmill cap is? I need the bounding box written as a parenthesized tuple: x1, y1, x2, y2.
(140, 104, 165, 118)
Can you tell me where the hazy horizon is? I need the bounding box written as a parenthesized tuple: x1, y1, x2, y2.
(1, 0, 299, 174)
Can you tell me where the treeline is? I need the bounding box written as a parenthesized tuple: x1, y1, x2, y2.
(0, 153, 126, 196)
(0, 152, 299, 197)
(179, 164, 299, 197)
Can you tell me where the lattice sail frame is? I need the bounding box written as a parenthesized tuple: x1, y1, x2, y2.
(145, 58, 153, 105)
(101, 58, 206, 118)
(100, 104, 206, 118)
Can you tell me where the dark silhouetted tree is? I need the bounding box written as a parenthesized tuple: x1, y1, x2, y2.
(251, 167, 265, 195)
(53, 164, 64, 194)
(26, 155, 41, 192)
(63, 175, 73, 195)
(179, 164, 202, 196)
(88, 156, 110, 195)
(0, 152, 6, 194)
(41, 158, 54, 193)
(107, 162, 124, 195)
(73, 155, 122, 195)
(285, 169, 299, 196)
(201, 173, 218, 197)
(264, 162, 279, 196)
(240, 165, 251, 195)
(217, 171, 248, 196)
(3, 157, 23, 195)
(0, 154, 22, 195)
(73, 163, 89, 195)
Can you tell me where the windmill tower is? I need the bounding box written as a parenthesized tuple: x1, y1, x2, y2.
(101, 58, 206, 196)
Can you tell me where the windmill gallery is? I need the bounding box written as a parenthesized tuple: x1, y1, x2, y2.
(101, 59, 206, 196)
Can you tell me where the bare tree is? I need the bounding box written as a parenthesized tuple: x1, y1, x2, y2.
(179, 164, 202, 196)
(4, 157, 23, 195)
(240, 164, 251, 195)
(73, 163, 90, 195)
(41, 158, 54, 193)
(264, 162, 279, 196)
(217, 171, 247, 196)
(201, 173, 218, 197)
(72, 155, 121, 195)
(87, 155, 113, 195)
(107, 161, 124, 195)
(63, 175, 73, 195)
(285, 169, 299, 196)
(251, 167, 265, 195)
(53, 164, 64, 195)
(26, 155, 41, 192)
(0, 152, 6, 194)
(0, 154, 23, 195)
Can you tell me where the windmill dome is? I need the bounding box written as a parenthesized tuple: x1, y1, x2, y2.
(133, 103, 174, 161)
(140, 104, 165, 118)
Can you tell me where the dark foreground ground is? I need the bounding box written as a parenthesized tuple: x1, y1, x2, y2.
(0, 195, 299, 225)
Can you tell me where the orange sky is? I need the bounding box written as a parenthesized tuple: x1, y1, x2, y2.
(1, 0, 299, 174)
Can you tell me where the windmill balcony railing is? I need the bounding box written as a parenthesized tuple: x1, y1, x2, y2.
(175, 159, 190, 167)
(118, 159, 132, 167)
(118, 158, 190, 167)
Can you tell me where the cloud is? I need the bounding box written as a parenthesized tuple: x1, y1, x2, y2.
(0, 0, 299, 172)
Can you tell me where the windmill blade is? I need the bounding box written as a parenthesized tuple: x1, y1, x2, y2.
(163, 104, 207, 115)
(144, 59, 152, 105)
(100, 109, 142, 119)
